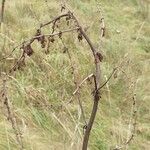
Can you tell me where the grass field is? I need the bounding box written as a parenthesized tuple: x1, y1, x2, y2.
(0, 0, 150, 149)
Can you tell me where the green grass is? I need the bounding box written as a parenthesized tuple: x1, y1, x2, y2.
(0, 0, 150, 149)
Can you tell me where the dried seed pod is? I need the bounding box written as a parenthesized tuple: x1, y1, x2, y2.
(35, 29, 41, 41)
(40, 35, 45, 43)
(67, 20, 70, 26)
(114, 71, 118, 79)
(23, 44, 34, 56)
(17, 57, 26, 70)
(78, 32, 83, 42)
(45, 37, 51, 54)
(66, 16, 69, 21)
(66, 15, 71, 21)
(55, 23, 59, 28)
(2, 93, 5, 97)
(58, 31, 62, 39)
(63, 47, 68, 53)
(87, 77, 92, 85)
(96, 52, 103, 62)
(40, 35, 47, 48)
(49, 36, 55, 43)
(13, 67, 16, 71)
(61, 4, 65, 12)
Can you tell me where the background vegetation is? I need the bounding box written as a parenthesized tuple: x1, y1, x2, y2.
(0, 0, 149, 149)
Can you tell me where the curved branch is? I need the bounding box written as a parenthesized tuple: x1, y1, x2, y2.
(69, 11, 101, 150)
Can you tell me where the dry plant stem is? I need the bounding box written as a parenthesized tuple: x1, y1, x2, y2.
(3, 9, 101, 150)
(97, 4, 105, 38)
(98, 67, 117, 90)
(2, 75, 23, 150)
(67, 74, 94, 106)
(69, 11, 101, 150)
(113, 93, 137, 150)
(9, 50, 25, 73)
(100, 18, 105, 37)
(40, 13, 69, 28)
(20, 27, 79, 48)
(0, 0, 6, 28)
(73, 74, 94, 95)
(95, 55, 130, 93)
(8, 27, 79, 73)
(0, 27, 79, 62)
(63, 40, 87, 125)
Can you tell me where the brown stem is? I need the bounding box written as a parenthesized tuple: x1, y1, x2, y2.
(0, 0, 6, 28)
(69, 11, 101, 150)
(2, 74, 23, 149)
(40, 13, 69, 28)
(97, 67, 117, 91)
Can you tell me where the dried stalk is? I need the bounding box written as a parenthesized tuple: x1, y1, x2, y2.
(113, 91, 137, 150)
(66, 11, 102, 150)
(2, 8, 103, 150)
(0, 0, 6, 28)
(1, 74, 23, 150)
(61, 39, 87, 127)
(73, 74, 94, 96)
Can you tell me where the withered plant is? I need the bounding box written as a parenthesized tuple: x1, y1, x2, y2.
(0, 4, 137, 150)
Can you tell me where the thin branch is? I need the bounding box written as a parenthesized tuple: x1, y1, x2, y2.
(0, 11, 71, 62)
(15, 27, 79, 50)
(1, 74, 24, 150)
(61, 38, 88, 126)
(96, 3, 105, 38)
(73, 74, 94, 95)
(97, 67, 117, 90)
(0, 0, 6, 28)
(40, 13, 69, 28)
(1, 7, 102, 150)
(67, 73, 94, 105)
(7, 27, 79, 73)
(68, 10, 102, 150)
(113, 92, 137, 150)
(9, 50, 25, 73)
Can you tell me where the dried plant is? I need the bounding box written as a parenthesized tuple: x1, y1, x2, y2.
(0, 3, 138, 150)
(0, 0, 6, 28)
(1, 73, 23, 150)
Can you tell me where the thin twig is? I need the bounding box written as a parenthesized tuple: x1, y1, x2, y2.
(73, 74, 94, 95)
(0, 0, 6, 28)
(97, 67, 117, 90)
(96, 3, 105, 38)
(61, 39, 87, 126)
(113, 91, 137, 150)
(0, 11, 73, 62)
(40, 13, 69, 28)
(1, 74, 24, 150)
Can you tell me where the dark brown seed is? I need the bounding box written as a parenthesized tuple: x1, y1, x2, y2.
(50, 36, 55, 43)
(96, 52, 103, 62)
(35, 29, 41, 41)
(78, 33, 83, 42)
(23, 44, 34, 56)
(58, 31, 62, 39)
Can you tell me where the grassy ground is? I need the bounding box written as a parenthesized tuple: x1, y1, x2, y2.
(0, 0, 150, 149)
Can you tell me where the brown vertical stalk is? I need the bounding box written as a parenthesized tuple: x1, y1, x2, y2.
(69, 12, 101, 150)
(0, 0, 6, 28)
(2, 74, 24, 150)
